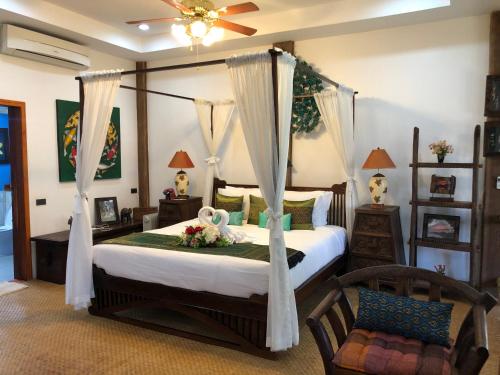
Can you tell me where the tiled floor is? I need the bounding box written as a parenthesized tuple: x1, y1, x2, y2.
(0, 254, 13, 281)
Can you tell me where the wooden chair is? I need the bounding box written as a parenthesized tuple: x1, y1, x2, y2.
(307, 265, 498, 375)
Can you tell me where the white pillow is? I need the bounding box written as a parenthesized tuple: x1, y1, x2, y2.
(283, 190, 333, 228)
(218, 186, 261, 220)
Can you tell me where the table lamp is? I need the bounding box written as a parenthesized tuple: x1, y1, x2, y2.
(168, 150, 194, 199)
(362, 148, 396, 207)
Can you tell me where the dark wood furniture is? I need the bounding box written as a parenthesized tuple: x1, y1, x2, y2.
(88, 178, 348, 358)
(349, 205, 405, 274)
(32, 221, 143, 284)
(307, 265, 498, 375)
(158, 196, 203, 227)
(409, 126, 482, 288)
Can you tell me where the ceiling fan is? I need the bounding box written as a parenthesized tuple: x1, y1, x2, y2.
(126, 0, 259, 46)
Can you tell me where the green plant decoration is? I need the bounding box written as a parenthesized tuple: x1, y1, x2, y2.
(292, 59, 324, 134)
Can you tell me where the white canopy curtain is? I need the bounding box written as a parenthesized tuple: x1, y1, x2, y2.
(65, 70, 122, 309)
(194, 99, 235, 205)
(314, 86, 357, 238)
(226, 51, 298, 351)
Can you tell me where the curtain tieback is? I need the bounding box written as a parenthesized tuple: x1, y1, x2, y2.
(205, 156, 220, 165)
(73, 192, 88, 214)
(265, 208, 283, 238)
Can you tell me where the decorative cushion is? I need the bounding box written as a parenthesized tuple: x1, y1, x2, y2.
(219, 187, 261, 220)
(283, 198, 315, 230)
(215, 193, 243, 213)
(258, 211, 292, 231)
(283, 190, 333, 227)
(248, 195, 267, 225)
(212, 211, 244, 226)
(333, 329, 452, 375)
(354, 288, 453, 347)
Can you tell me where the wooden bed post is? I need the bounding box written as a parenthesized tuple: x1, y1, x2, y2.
(136, 61, 151, 208)
(78, 78, 84, 138)
(270, 49, 280, 156)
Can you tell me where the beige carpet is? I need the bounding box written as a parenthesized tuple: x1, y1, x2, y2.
(0, 280, 498, 375)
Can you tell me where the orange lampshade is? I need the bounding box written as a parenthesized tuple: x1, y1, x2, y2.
(362, 148, 396, 170)
(168, 150, 194, 169)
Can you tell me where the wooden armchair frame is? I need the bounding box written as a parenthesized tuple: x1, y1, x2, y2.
(306, 265, 498, 375)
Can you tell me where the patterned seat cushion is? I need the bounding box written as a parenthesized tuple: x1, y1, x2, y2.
(333, 329, 452, 375)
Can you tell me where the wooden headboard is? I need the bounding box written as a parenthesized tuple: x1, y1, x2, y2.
(212, 178, 347, 229)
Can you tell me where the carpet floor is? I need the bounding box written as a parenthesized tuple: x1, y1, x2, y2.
(0, 280, 498, 375)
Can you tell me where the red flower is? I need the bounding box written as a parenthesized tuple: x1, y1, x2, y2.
(194, 226, 204, 233)
(185, 226, 195, 235)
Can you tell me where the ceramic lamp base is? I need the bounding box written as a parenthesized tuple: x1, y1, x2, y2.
(175, 170, 190, 198)
(368, 173, 388, 207)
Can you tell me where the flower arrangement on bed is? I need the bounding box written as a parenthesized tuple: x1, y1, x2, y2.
(177, 224, 232, 248)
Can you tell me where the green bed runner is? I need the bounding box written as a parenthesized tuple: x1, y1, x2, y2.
(101, 233, 305, 269)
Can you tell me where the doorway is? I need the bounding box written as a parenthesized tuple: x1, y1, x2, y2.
(0, 100, 31, 281)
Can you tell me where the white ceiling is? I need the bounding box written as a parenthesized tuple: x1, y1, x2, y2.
(1, 0, 500, 61)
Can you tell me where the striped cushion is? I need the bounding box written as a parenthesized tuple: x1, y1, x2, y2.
(333, 329, 452, 375)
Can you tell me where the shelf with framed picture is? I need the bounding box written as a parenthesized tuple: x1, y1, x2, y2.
(408, 125, 482, 288)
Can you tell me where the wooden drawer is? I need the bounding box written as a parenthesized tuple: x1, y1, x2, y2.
(160, 204, 181, 221)
(350, 255, 392, 271)
(36, 243, 67, 284)
(355, 214, 391, 234)
(351, 235, 394, 259)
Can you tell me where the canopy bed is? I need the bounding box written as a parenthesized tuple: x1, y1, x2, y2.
(66, 48, 357, 357)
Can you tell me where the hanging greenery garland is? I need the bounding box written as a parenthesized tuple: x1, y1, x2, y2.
(291, 59, 324, 134)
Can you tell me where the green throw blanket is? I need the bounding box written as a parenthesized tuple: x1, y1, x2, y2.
(101, 233, 305, 269)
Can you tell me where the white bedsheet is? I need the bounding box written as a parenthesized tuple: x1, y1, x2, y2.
(93, 220, 346, 299)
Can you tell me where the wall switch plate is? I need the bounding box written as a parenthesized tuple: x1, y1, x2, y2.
(497, 177, 500, 189)
(131, 188, 138, 194)
(36, 199, 46, 206)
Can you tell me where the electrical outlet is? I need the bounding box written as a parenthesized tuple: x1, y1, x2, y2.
(496, 176, 500, 189)
(131, 188, 138, 194)
(36, 199, 46, 206)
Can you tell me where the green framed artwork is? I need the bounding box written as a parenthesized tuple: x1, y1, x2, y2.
(56, 99, 121, 182)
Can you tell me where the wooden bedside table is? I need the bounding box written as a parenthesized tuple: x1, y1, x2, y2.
(32, 221, 143, 284)
(158, 197, 203, 227)
(350, 205, 406, 273)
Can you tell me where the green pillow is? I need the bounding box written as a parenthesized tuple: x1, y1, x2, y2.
(215, 193, 243, 212)
(248, 195, 267, 225)
(284, 198, 315, 230)
(212, 211, 244, 226)
(258, 211, 291, 231)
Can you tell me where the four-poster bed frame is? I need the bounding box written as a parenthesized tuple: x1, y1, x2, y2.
(75, 49, 354, 357)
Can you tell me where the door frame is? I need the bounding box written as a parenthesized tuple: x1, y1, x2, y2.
(0, 99, 31, 280)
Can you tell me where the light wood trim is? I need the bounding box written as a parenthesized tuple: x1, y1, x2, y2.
(0, 99, 31, 280)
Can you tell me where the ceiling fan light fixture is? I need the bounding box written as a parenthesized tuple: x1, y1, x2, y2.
(189, 20, 208, 38)
(171, 24, 192, 46)
(202, 26, 224, 46)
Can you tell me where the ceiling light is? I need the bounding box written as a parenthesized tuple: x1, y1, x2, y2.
(138, 23, 150, 31)
(189, 20, 208, 38)
(202, 27, 224, 46)
(171, 24, 192, 46)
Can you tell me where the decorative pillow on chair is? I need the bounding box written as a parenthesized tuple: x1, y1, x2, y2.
(354, 288, 453, 347)
(283, 198, 315, 230)
(248, 195, 267, 225)
(258, 211, 292, 231)
(215, 193, 243, 213)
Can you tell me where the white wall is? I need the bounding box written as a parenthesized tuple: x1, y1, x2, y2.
(0, 49, 139, 236)
(147, 15, 489, 281)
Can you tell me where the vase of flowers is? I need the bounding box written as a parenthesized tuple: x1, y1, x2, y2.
(429, 140, 453, 163)
(177, 224, 232, 248)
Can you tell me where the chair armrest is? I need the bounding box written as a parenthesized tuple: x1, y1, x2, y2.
(308, 288, 343, 323)
(472, 305, 489, 356)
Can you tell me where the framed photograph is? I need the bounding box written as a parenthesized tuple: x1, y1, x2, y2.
(0, 128, 9, 164)
(429, 175, 456, 202)
(95, 197, 119, 225)
(485, 75, 500, 117)
(484, 121, 500, 156)
(422, 214, 460, 243)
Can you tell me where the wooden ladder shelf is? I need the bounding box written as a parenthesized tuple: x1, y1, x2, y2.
(409, 125, 482, 287)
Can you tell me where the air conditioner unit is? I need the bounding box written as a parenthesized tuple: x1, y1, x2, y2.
(1, 24, 90, 71)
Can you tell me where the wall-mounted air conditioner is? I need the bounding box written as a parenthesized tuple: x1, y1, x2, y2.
(0, 24, 90, 71)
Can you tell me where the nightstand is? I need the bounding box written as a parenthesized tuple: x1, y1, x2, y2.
(349, 205, 406, 273)
(158, 197, 203, 227)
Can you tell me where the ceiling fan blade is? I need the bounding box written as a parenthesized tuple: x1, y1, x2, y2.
(161, 0, 192, 13)
(217, 2, 259, 16)
(214, 19, 257, 36)
(126, 17, 182, 25)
